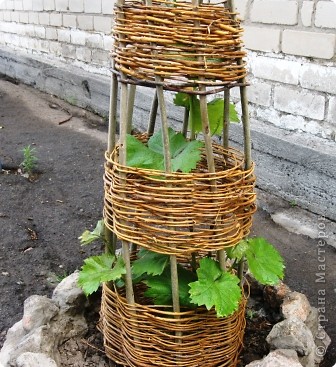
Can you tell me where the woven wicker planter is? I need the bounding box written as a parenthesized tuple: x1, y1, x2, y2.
(101, 283, 246, 367)
(101, 0, 254, 364)
(104, 142, 256, 256)
(112, 0, 246, 92)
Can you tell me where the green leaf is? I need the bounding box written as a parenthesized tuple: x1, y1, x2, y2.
(245, 237, 285, 286)
(78, 254, 126, 296)
(126, 134, 163, 170)
(78, 220, 105, 246)
(226, 240, 249, 261)
(127, 129, 204, 173)
(171, 139, 203, 173)
(173, 93, 239, 136)
(144, 265, 197, 307)
(208, 98, 224, 135)
(189, 258, 242, 317)
(229, 103, 239, 123)
(173, 92, 190, 108)
(144, 269, 172, 305)
(132, 249, 169, 277)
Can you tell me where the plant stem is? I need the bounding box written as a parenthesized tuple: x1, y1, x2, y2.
(147, 91, 158, 136)
(127, 84, 136, 134)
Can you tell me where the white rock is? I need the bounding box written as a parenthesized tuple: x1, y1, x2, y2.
(1, 325, 60, 367)
(245, 349, 303, 367)
(266, 317, 315, 357)
(16, 352, 58, 367)
(281, 291, 311, 322)
(22, 296, 59, 332)
(52, 271, 86, 313)
(0, 321, 26, 366)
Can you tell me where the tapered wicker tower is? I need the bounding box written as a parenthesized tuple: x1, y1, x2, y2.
(101, 0, 256, 365)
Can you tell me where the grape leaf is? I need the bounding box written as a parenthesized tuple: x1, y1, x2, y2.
(144, 270, 172, 305)
(229, 102, 239, 123)
(226, 240, 249, 261)
(78, 254, 126, 296)
(245, 237, 285, 286)
(173, 93, 240, 136)
(189, 258, 242, 317)
(171, 139, 204, 173)
(132, 248, 169, 277)
(173, 92, 190, 108)
(126, 134, 163, 170)
(144, 266, 197, 307)
(127, 129, 204, 173)
(78, 220, 105, 246)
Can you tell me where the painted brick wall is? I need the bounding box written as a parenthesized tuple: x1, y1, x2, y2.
(236, 0, 336, 141)
(0, 0, 114, 74)
(0, 0, 335, 140)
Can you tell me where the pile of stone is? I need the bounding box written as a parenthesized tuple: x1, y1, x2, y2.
(0, 272, 332, 367)
(0, 272, 98, 367)
(246, 284, 331, 367)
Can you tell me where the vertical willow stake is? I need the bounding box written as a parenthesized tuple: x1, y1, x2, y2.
(223, 89, 230, 149)
(127, 84, 136, 134)
(105, 52, 119, 255)
(119, 82, 135, 304)
(192, 0, 225, 270)
(116, 0, 135, 304)
(107, 73, 118, 153)
(227, 0, 252, 283)
(182, 108, 189, 138)
(145, 0, 180, 315)
(147, 91, 158, 136)
(156, 81, 180, 313)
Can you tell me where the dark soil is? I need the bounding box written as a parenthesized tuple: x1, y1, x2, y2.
(0, 77, 335, 366)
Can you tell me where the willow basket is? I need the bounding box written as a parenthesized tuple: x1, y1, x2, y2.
(112, 0, 246, 91)
(100, 283, 246, 367)
(104, 143, 256, 256)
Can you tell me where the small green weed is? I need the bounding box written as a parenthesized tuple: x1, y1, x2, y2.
(289, 200, 297, 207)
(246, 309, 257, 320)
(20, 145, 38, 175)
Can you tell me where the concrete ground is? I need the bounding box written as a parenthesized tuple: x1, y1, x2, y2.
(0, 78, 335, 366)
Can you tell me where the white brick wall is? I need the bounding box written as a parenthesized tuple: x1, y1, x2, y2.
(300, 65, 336, 95)
(315, 1, 336, 29)
(0, 0, 335, 140)
(249, 55, 300, 85)
(327, 97, 336, 125)
(250, 0, 298, 25)
(301, 1, 314, 27)
(282, 30, 335, 59)
(274, 86, 325, 120)
(243, 26, 281, 53)
(0, 0, 114, 77)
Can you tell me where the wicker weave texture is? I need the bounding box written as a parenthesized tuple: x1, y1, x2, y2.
(101, 283, 246, 367)
(104, 144, 256, 255)
(113, 0, 246, 89)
